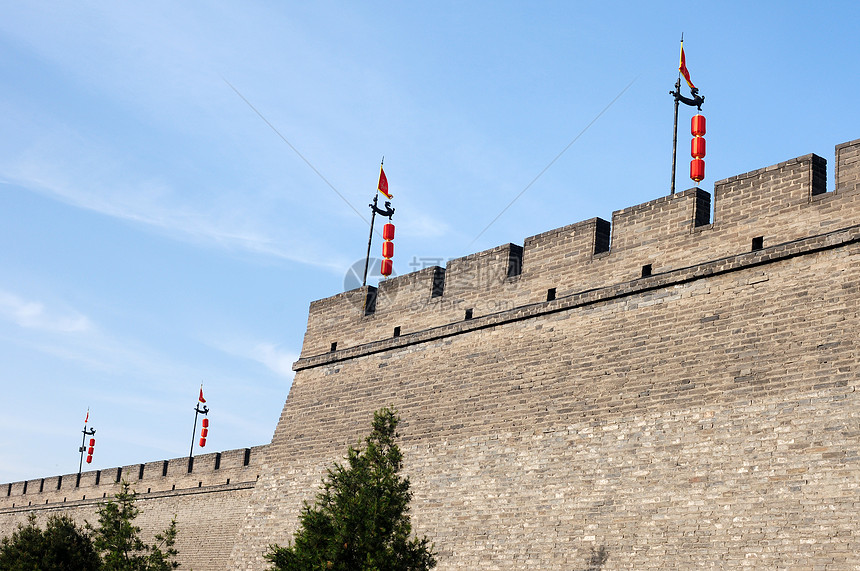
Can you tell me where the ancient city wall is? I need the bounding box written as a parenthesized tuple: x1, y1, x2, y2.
(0, 446, 266, 571)
(3, 138, 860, 569)
(232, 138, 860, 568)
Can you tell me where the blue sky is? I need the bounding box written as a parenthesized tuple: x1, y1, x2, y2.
(2, 1, 858, 483)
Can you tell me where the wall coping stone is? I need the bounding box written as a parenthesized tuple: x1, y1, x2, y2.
(0, 480, 257, 515)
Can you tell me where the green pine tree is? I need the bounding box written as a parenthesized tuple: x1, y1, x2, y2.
(0, 513, 101, 571)
(89, 481, 180, 570)
(266, 408, 436, 571)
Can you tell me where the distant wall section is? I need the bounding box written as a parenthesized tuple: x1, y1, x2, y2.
(0, 445, 266, 571)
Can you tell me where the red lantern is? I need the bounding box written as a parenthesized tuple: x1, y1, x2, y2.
(199, 417, 210, 441)
(86, 437, 95, 462)
(691, 159, 705, 183)
(691, 114, 706, 137)
(380, 221, 394, 277)
(691, 136, 706, 159)
(382, 223, 395, 241)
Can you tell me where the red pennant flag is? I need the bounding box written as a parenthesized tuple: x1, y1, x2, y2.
(377, 167, 392, 199)
(198, 386, 206, 403)
(679, 42, 695, 90)
(84, 410, 89, 424)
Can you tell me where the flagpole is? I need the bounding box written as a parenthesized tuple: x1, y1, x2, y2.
(671, 77, 680, 195)
(671, 34, 683, 196)
(362, 158, 384, 287)
(77, 411, 95, 485)
(362, 195, 378, 288)
(670, 34, 704, 195)
(189, 387, 208, 464)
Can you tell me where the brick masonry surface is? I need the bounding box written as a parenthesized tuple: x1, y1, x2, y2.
(3, 137, 860, 569)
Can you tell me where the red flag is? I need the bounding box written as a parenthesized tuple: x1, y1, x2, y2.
(84, 410, 89, 424)
(377, 167, 392, 199)
(198, 386, 206, 403)
(679, 42, 695, 90)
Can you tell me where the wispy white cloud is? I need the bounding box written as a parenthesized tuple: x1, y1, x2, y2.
(399, 211, 453, 239)
(249, 342, 298, 379)
(1, 146, 350, 273)
(0, 3, 361, 275)
(1, 320, 188, 385)
(0, 286, 207, 387)
(205, 336, 297, 381)
(0, 290, 92, 333)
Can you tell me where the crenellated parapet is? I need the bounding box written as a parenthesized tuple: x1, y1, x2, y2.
(836, 138, 860, 193)
(0, 445, 266, 512)
(298, 138, 860, 361)
(299, 246, 527, 356)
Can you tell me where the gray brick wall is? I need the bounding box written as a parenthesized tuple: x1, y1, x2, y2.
(234, 231, 860, 568)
